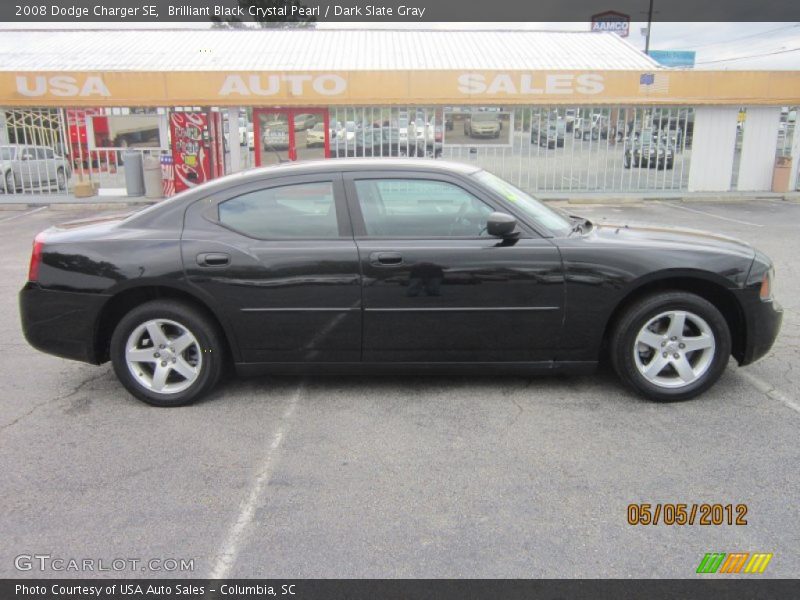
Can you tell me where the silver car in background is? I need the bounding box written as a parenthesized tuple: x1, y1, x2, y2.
(1, 144, 71, 193)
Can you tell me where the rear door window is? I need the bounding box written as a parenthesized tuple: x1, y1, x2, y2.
(218, 181, 339, 239)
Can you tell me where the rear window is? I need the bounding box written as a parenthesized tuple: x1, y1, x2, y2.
(218, 181, 339, 239)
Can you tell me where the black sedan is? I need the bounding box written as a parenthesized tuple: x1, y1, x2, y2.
(20, 159, 782, 406)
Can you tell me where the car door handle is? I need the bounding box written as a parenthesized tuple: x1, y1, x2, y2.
(197, 252, 230, 267)
(370, 252, 404, 266)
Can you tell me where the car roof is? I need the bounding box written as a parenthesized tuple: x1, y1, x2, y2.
(172, 159, 481, 197)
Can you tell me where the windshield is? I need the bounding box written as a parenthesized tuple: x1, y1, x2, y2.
(473, 170, 572, 236)
(472, 113, 499, 122)
(0, 146, 16, 160)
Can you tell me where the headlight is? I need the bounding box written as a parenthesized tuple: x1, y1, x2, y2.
(760, 266, 775, 301)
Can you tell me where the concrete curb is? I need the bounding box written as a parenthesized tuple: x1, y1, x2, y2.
(0, 201, 155, 211)
(47, 202, 155, 211)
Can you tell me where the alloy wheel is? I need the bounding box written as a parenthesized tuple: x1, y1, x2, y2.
(125, 318, 202, 394)
(633, 310, 716, 389)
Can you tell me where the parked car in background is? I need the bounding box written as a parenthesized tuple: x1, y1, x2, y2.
(1, 144, 71, 193)
(564, 109, 577, 132)
(413, 117, 432, 143)
(624, 130, 674, 170)
(574, 114, 609, 141)
(464, 112, 502, 138)
(397, 117, 410, 143)
(293, 114, 318, 131)
(306, 122, 326, 148)
(331, 130, 381, 157)
(532, 122, 566, 149)
(262, 122, 290, 151)
(20, 159, 781, 406)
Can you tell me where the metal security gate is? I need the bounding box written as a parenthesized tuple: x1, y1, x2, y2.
(327, 105, 694, 194)
(1, 106, 169, 196)
(1, 108, 70, 195)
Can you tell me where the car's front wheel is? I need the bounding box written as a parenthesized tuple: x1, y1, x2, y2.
(56, 168, 67, 190)
(110, 300, 224, 406)
(611, 291, 731, 401)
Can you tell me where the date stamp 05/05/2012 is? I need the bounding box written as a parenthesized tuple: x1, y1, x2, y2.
(627, 503, 749, 526)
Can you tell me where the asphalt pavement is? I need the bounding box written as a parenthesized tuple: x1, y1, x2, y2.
(0, 199, 798, 578)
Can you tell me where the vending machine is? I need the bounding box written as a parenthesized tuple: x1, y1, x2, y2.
(169, 111, 225, 193)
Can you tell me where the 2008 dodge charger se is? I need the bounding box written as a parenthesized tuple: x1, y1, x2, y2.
(20, 159, 782, 406)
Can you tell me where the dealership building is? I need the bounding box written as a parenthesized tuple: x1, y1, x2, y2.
(0, 28, 798, 196)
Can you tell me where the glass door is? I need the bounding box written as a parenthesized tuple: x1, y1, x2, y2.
(292, 109, 329, 162)
(254, 109, 291, 166)
(254, 108, 330, 166)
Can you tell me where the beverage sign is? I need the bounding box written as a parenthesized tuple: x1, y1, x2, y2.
(591, 10, 631, 37)
(169, 112, 210, 193)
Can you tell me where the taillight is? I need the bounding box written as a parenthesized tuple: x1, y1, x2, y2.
(759, 267, 774, 301)
(28, 233, 45, 282)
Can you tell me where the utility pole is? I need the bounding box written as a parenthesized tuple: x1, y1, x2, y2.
(644, 0, 655, 54)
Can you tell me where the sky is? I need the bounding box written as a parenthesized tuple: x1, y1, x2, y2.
(1, 21, 798, 69)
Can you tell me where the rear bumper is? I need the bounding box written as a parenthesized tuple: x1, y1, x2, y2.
(19, 283, 108, 364)
(738, 294, 783, 366)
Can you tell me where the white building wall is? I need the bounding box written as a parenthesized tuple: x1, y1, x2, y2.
(737, 106, 781, 191)
(688, 107, 739, 192)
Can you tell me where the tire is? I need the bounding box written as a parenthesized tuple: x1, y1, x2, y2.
(4, 170, 15, 193)
(610, 291, 731, 401)
(56, 167, 67, 191)
(110, 300, 225, 407)
(623, 155, 631, 169)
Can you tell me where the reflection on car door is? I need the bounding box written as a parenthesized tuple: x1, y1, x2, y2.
(344, 171, 565, 363)
(181, 173, 362, 363)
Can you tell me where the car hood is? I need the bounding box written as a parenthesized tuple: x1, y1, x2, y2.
(585, 221, 755, 261)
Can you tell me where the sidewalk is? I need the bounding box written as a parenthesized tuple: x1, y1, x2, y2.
(1, 190, 799, 210)
(0, 191, 157, 210)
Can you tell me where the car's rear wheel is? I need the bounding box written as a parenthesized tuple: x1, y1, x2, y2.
(611, 291, 731, 401)
(4, 170, 16, 193)
(110, 300, 224, 406)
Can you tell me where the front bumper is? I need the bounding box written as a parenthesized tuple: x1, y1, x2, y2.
(470, 129, 499, 137)
(633, 154, 671, 167)
(737, 293, 783, 366)
(19, 283, 108, 364)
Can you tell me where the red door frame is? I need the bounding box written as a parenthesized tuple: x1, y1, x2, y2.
(253, 107, 330, 166)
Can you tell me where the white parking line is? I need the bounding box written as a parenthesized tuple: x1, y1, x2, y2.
(659, 202, 764, 227)
(0, 206, 47, 223)
(208, 384, 304, 579)
(738, 369, 800, 415)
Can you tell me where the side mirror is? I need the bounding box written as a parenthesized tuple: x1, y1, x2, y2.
(486, 212, 518, 238)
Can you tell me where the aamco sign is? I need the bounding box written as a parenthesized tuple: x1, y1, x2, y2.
(591, 11, 631, 38)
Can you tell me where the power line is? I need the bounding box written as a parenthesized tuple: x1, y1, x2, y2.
(695, 46, 800, 65)
(684, 23, 799, 50)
